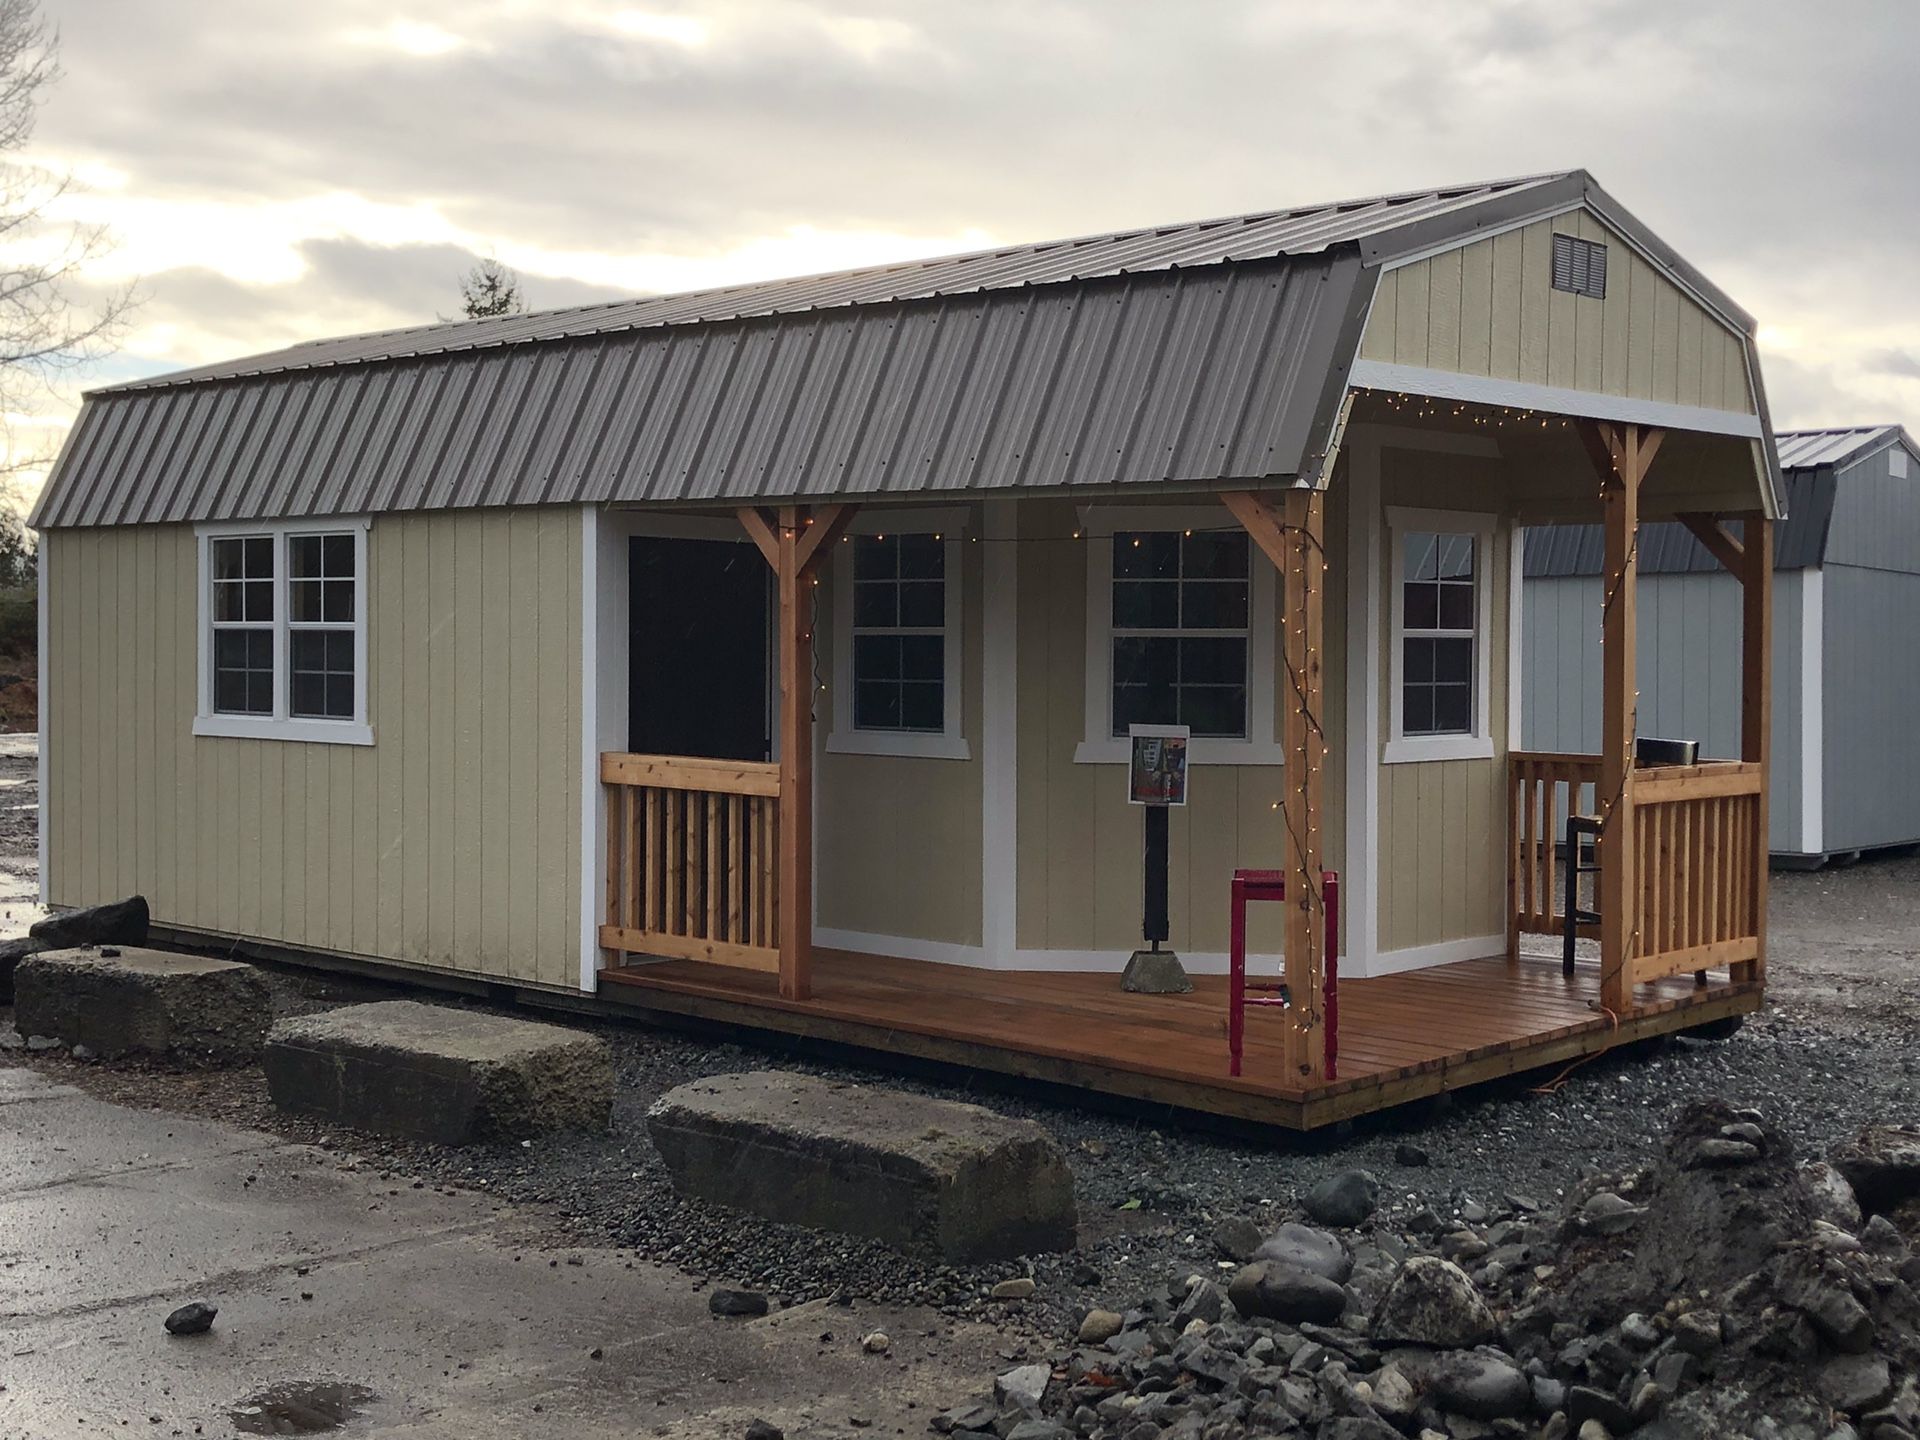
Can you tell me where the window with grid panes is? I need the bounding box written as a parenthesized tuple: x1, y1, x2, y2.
(1400, 531, 1476, 735)
(210, 536, 276, 715)
(288, 533, 358, 719)
(1109, 530, 1250, 738)
(851, 533, 945, 732)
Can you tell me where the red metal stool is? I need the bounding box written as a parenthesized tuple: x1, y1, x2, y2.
(1227, 868, 1338, 1080)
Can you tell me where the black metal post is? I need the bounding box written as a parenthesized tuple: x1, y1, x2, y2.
(1143, 804, 1170, 950)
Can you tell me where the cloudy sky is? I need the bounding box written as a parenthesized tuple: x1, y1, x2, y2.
(12, 0, 1920, 499)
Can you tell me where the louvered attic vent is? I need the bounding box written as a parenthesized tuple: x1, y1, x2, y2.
(1552, 234, 1607, 299)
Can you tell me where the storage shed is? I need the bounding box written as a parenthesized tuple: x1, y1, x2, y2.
(1524, 424, 1919, 864)
(32, 170, 1782, 1127)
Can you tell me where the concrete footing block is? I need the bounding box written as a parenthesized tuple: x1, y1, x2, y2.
(13, 946, 271, 1064)
(648, 1070, 1079, 1262)
(265, 1000, 614, 1144)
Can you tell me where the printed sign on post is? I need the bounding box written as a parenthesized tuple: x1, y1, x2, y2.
(1127, 724, 1190, 806)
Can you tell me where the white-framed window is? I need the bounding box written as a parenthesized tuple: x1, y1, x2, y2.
(194, 518, 372, 746)
(827, 508, 969, 760)
(1384, 507, 1495, 764)
(1076, 506, 1281, 765)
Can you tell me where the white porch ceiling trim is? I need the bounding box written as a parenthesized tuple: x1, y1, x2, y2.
(1349, 362, 1764, 439)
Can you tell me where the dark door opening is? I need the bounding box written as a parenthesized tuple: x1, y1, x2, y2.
(628, 536, 771, 762)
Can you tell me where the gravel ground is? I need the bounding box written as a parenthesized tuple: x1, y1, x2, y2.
(3, 735, 1918, 1346)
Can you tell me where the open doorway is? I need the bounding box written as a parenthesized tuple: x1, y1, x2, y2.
(628, 536, 770, 762)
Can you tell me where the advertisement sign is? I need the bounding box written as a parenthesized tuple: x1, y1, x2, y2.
(1127, 724, 1190, 806)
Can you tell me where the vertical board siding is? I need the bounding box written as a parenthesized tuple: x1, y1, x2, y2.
(1821, 565, 1920, 854)
(44, 511, 583, 986)
(1521, 570, 1807, 855)
(1011, 495, 1347, 958)
(1360, 214, 1755, 415)
(813, 537, 986, 947)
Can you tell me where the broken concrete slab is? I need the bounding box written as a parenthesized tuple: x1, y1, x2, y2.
(0, 932, 51, 1003)
(12, 946, 271, 1064)
(28, 895, 149, 950)
(648, 1070, 1078, 1262)
(264, 1000, 613, 1144)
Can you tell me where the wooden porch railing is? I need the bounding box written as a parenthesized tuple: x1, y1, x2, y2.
(1507, 751, 1764, 987)
(1629, 762, 1763, 984)
(1508, 752, 1603, 941)
(600, 752, 780, 973)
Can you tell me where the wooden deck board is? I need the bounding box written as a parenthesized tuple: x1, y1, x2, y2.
(598, 947, 1760, 1129)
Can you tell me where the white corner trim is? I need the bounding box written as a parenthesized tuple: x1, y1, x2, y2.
(1799, 567, 1823, 858)
(1385, 506, 1497, 760)
(1507, 522, 1525, 750)
(1356, 932, 1509, 978)
(1349, 360, 1764, 439)
(1076, 503, 1278, 764)
(1344, 432, 1382, 977)
(981, 499, 1019, 968)
(35, 532, 47, 906)
(826, 529, 968, 760)
(578, 505, 603, 993)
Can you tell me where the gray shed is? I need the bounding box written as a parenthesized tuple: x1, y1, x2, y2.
(1522, 424, 1920, 863)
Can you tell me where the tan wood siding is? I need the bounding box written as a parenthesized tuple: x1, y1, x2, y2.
(1360, 211, 1755, 415)
(1013, 496, 1347, 958)
(814, 536, 985, 946)
(1374, 447, 1514, 954)
(43, 510, 582, 988)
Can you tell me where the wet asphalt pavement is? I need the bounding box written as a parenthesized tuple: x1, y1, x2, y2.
(0, 1063, 1008, 1439)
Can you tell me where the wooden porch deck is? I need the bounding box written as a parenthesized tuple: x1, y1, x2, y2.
(597, 947, 1761, 1130)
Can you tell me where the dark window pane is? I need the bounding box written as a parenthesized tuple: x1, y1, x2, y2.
(854, 681, 900, 730)
(1404, 532, 1439, 582)
(1432, 685, 1472, 734)
(899, 635, 942, 681)
(1182, 531, 1248, 579)
(1403, 581, 1439, 631)
(853, 634, 900, 682)
(897, 534, 943, 580)
(245, 579, 274, 622)
(213, 670, 244, 712)
(212, 538, 245, 581)
(899, 681, 943, 732)
(1180, 685, 1246, 738)
(1433, 636, 1474, 684)
(291, 580, 322, 623)
(1180, 580, 1247, 629)
(1112, 581, 1179, 629)
(246, 671, 273, 714)
(1437, 581, 1474, 631)
(897, 580, 943, 628)
(290, 535, 322, 579)
(321, 579, 354, 624)
(1404, 637, 1434, 684)
(290, 670, 323, 718)
(853, 534, 895, 581)
(214, 581, 244, 622)
(1114, 531, 1179, 579)
(1403, 685, 1434, 735)
(1112, 684, 1176, 734)
(243, 536, 272, 576)
(324, 675, 353, 719)
(324, 631, 354, 669)
(1180, 636, 1245, 686)
(290, 630, 324, 672)
(1113, 635, 1177, 689)
(321, 533, 354, 577)
(852, 582, 896, 628)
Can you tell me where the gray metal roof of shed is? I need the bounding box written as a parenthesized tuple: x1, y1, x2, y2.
(1774, 424, 1916, 471)
(33, 170, 1764, 529)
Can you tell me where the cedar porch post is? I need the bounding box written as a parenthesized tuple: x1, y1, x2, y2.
(737, 502, 857, 1000)
(1221, 488, 1328, 1084)
(1737, 513, 1772, 985)
(1581, 421, 1662, 1015)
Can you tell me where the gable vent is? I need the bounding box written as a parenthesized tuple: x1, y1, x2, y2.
(1551, 233, 1607, 299)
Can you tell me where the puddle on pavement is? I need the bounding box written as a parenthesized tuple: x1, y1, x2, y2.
(229, 1382, 376, 1435)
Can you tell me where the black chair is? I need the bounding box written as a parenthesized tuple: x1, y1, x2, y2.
(1562, 737, 1700, 975)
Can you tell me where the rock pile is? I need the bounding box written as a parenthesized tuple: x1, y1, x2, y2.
(930, 1102, 1920, 1439)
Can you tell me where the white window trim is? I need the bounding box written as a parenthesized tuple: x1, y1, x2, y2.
(827, 507, 970, 761)
(1383, 506, 1495, 765)
(1074, 504, 1282, 766)
(193, 517, 373, 746)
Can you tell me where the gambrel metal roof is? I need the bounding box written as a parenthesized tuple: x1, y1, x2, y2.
(32, 170, 1764, 529)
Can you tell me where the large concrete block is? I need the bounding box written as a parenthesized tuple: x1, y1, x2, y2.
(648, 1071, 1078, 1262)
(13, 946, 271, 1064)
(265, 1001, 613, 1145)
